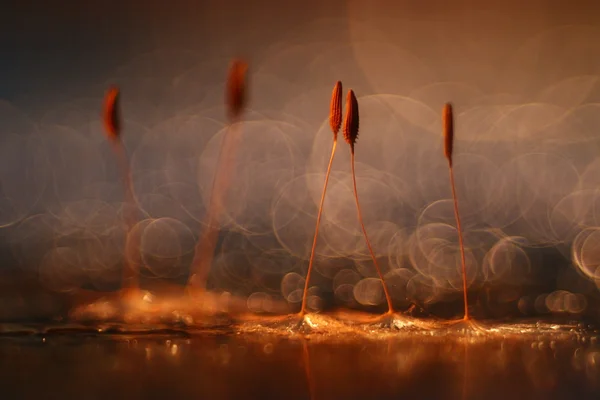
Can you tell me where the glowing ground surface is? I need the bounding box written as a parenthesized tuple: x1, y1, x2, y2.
(1, 313, 599, 400)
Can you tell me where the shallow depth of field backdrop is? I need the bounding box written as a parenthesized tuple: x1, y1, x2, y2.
(2, 0, 600, 320)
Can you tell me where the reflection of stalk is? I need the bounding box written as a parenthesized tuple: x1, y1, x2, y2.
(187, 60, 248, 292)
(300, 81, 342, 316)
(443, 103, 470, 320)
(461, 340, 470, 400)
(302, 338, 316, 400)
(344, 90, 394, 315)
(102, 86, 139, 294)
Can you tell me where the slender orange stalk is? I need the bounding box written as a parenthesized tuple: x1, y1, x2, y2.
(102, 86, 139, 294)
(344, 89, 394, 314)
(443, 103, 470, 320)
(300, 81, 342, 316)
(187, 59, 248, 292)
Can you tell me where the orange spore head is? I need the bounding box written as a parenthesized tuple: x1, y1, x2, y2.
(226, 59, 249, 121)
(103, 85, 121, 140)
(329, 81, 342, 138)
(443, 102, 454, 166)
(343, 89, 359, 150)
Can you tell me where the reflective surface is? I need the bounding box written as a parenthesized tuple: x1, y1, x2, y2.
(1, 318, 599, 400)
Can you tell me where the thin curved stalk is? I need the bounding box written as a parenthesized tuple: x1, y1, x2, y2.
(448, 163, 469, 320)
(188, 121, 243, 291)
(300, 139, 337, 315)
(110, 138, 140, 294)
(350, 150, 394, 314)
